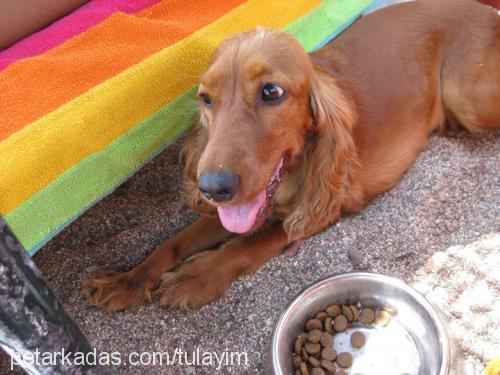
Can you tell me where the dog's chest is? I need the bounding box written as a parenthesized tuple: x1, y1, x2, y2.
(272, 170, 301, 219)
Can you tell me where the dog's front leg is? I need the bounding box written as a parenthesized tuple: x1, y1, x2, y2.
(157, 222, 289, 309)
(82, 216, 231, 311)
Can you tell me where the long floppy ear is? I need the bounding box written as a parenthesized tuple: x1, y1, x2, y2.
(182, 122, 217, 216)
(284, 65, 361, 240)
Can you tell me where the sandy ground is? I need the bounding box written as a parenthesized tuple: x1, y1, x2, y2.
(1, 128, 498, 374)
(412, 233, 500, 374)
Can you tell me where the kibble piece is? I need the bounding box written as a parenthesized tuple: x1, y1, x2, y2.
(342, 305, 354, 322)
(324, 317, 333, 333)
(326, 304, 341, 317)
(300, 361, 310, 375)
(305, 342, 321, 355)
(306, 319, 323, 331)
(320, 359, 336, 373)
(359, 308, 375, 324)
(302, 348, 309, 361)
(292, 302, 394, 372)
(321, 347, 337, 361)
(308, 329, 323, 344)
(333, 314, 348, 332)
(293, 355, 303, 369)
(316, 311, 328, 322)
(375, 310, 391, 326)
(350, 331, 366, 348)
(320, 332, 334, 348)
(336, 352, 353, 368)
(295, 337, 304, 355)
(350, 304, 360, 320)
(311, 368, 326, 375)
(308, 356, 321, 368)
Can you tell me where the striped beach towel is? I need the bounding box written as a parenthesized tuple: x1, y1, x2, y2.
(0, 0, 378, 255)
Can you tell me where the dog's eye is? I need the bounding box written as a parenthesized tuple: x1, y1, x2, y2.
(262, 84, 285, 103)
(200, 93, 212, 107)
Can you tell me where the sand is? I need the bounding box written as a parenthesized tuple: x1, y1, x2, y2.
(1, 128, 498, 374)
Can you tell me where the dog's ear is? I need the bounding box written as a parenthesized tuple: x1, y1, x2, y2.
(309, 65, 355, 144)
(284, 66, 361, 240)
(182, 123, 217, 216)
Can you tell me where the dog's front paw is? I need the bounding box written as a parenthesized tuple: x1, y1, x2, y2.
(156, 252, 232, 309)
(82, 268, 155, 312)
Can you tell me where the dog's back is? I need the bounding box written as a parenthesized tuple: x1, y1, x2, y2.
(437, 0, 500, 131)
(313, 0, 499, 198)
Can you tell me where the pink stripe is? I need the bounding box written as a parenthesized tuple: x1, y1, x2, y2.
(0, 0, 161, 71)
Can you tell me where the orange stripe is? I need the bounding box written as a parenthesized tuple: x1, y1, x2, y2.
(0, 0, 246, 141)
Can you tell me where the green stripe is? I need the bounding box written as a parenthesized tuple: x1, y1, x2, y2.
(284, 0, 375, 51)
(6, 87, 198, 254)
(5, 0, 376, 254)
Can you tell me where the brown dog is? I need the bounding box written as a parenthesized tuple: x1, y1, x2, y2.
(83, 0, 500, 311)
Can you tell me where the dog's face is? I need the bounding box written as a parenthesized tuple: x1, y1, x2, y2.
(195, 29, 315, 233)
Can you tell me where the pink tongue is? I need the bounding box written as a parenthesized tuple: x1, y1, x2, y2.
(217, 189, 266, 233)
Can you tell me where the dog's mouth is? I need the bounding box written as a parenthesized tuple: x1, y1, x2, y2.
(216, 158, 284, 233)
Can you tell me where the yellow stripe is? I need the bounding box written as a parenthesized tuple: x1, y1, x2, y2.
(0, 0, 320, 215)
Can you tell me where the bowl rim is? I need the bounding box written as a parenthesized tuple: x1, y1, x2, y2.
(270, 271, 451, 375)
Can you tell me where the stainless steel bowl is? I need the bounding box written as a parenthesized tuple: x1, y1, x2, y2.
(269, 272, 451, 375)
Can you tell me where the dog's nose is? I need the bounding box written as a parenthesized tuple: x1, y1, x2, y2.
(198, 170, 239, 202)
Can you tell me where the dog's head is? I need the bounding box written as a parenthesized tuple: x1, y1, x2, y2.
(186, 28, 355, 236)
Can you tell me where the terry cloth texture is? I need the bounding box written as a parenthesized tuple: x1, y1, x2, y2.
(0, 0, 162, 71)
(0, 0, 379, 255)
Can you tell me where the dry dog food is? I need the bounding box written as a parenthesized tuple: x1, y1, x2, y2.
(305, 342, 321, 355)
(321, 347, 336, 361)
(359, 308, 375, 324)
(292, 304, 392, 374)
(320, 332, 333, 348)
(320, 359, 336, 373)
(336, 352, 353, 368)
(308, 329, 323, 343)
(350, 331, 366, 348)
(316, 311, 328, 321)
(375, 309, 392, 326)
(333, 314, 348, 332)
(311, 368, 325, 375)
(326, 304, 342, 317)
(306, 319, 323, 331)
(324, 317, 333, 333)
(342, 305, 354, 322)
(350, 304, 360, 320)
